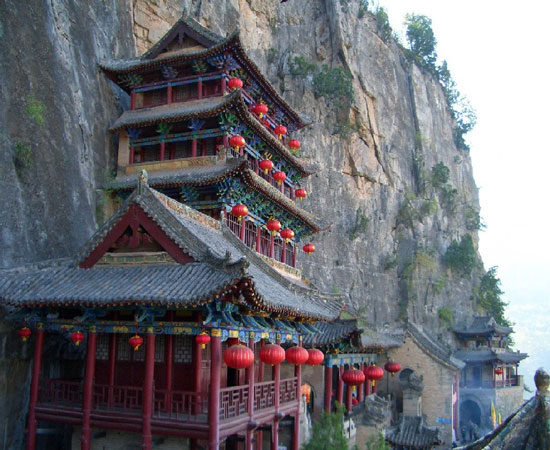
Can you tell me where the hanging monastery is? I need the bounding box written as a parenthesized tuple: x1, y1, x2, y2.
(0, 14, 529, 450)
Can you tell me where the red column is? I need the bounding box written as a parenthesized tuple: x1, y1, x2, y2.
(165, 334, 174, 413)
(281, 241, 287, 264)
(292, 362, 302, 450)
(257, 340, 264, 449)
(130, 91, 136, 110)
(246, 338, 256, 450)
(193, 334, 202, 414)
(208, 334, 222, 450)
(197, 80, 203, 99)
(345, 384, 352, 412)
(292, 245, 297, 268)
(129, 147, 135, 165)
(192, 138, 197, 158)
(142, 331, 155, 450)
(240, 218, 246, 242)
(221, 76, 227, 93)
(160, 142, 165, 161)
(337, 366, 344, 406)
(324, 365, 332, 412)
(166, 85, 172, 105)
(255, 226, 261, 253)
(269, 235, 275, 259)
(108, 334, 117, 408)
(81, 329, 97, 450)
(366, 378, 372, 396)
(357, 364, 364, 403)
(26, 328, 44, 450)
(223, 134, 229, 148)
(272, 339, 281, 450)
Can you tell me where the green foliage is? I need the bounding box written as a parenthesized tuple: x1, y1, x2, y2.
(475, 267, 511, 327)
(25, 97, 46, 126)
(438, 306, 454, 328)
(349, 208, 370, 240)
(358, 0, 370, 19)
(338, 0, 351, 14)
(331, 284, 340, 295)
(334, 119, 358, 138)
(420, 198, 439, 217)
(430, 162, 450, 188)
(465, 205, 486, 231)
(313, 65, 354, 103)
(302, 405, 349, 450)
(405, 14, 437, 67)
(439, 184, 459, 215)
(14, 141, 32, 170)
(383, 253, 398, 270)
(444, 234, 477, 277)
(452, 97, 477, 150)
(431, 273, 448, 295)
(267, 48, 278, 64)
(289, 56, 316, 77)
(374, 7, 392, 43)
(412, 149, 427, 194)
(366, 433, 391, 450)
(397, 192, 438, 228)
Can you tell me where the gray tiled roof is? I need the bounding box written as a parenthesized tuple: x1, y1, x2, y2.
(453, 349, 528, 364)
(303, 320, 358, 347)
(454, 316, 513, 337)
(385, 415, 441, 448)
(0, 181, 343, 320)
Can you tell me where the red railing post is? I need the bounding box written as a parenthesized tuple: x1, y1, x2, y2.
(292, 245, 297, 268)
(269, 235, 275, 259)
(357, 363, 364, 403)
(142, 330, 155, 450)
(281, 241, 287, 264)
(208, 332, 222, 450)
(271, 338, 281, 450)
(337, 366, 344, 406)
(324, 365, 332, 413)
(81, 329, 97, 450)
(292, 353, 302, 450)
(191, 138, 197, 158)
(108, 334, 116, 408)
(240, 218, 246, 242)
(345, 383, 352, 412)
(165, 334, 174, 413)
(167, 85, 172, 105)
(130, 91, 136, 110)
(246, 337, 256, 450)
(26, 327, 44, 450)
(193, 333, 202, 415)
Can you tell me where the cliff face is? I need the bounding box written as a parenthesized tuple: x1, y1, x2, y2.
(0, 0, 482, 447)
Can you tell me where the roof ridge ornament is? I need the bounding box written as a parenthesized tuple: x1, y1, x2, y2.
(138, 169, 149, 194)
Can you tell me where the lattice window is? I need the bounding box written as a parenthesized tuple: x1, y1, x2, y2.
(174, 335, 192, 363)
(95, 334, 109, 361)
(155, 335, 165, 363)
(117, 334, 130, 361)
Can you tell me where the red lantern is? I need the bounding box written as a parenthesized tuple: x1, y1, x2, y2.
(259, 159, 274, 175)
(259, 343, 286, 365)
(280, 228, 294, 243)
(231, 203, 249, 222)
(71, 331, 85, 346)
(229, 135, 246, 151)
(303, 243, 315, 256)
(273, 171, 286, 186)
(364, 363, 384, 387)
(18, 327, 31, 342)
(227, 337, 246, 346)
(227, 77, 243, 90)
(342, 369, 366, 386)
(288, 139, 301, 151)
(224, 344, 254, 369)
(252, 103, 268, 118)
(294, 188, 307, 200)
(196, 333, 211, 350)
(274, 125, 287, 139)
(494, 367, 503, 375)
(306, 348, 324, 366)
(286, 346, 309, 365)
(129, 334, 144, 351)
(266, 219, 282, 235)
(384, 361, 402, 376)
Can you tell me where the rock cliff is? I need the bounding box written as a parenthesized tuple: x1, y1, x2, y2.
(0, 0, 483, 447)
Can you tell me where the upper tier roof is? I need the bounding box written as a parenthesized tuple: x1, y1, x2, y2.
(109, 90, 315, 176)
(454, 316, 513, 337)
(0, 173, 343, 321)
(100, 16, 307, 130)
(453, 349, 528, 364)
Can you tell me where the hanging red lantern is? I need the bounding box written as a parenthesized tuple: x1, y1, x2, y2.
(342, 369, 366, 386)
(303, 243, 315, 256)
(274, 125, 287, 140)
(252, 103, 268, 118)
(129, 334, 144, 351)
(227, 77, 243, 90)
(231, 203, 249, 221)
(224, 344, 254, 369)
(18, 327, 31, 342)
(286, 346, 309, 365)
(494, 367, 503, 375)
(259, 343, 286, 365)
(384, 361, 402, 376)
(196, 333, 211, 350)
(259, 159, 274, 175)
(294, 188, 307, 200)
(266, 219, 282, 235)
(229, 135, 246, 151)
(288, 139, 301, 151)
(364, 363, 384, 387)
(306, 348, 324, 366)
(280, 228, 294, 243)
(71, 331, 85, 346)
(273, 171, 286, 186)
(227, 337, 246, 346)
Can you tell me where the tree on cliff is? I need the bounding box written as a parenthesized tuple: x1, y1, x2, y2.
(405, 14, 437, 67)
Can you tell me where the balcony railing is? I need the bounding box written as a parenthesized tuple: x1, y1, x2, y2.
(460, 375, 520, 389)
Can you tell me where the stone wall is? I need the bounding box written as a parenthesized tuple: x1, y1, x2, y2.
(495, 385, 524, 422)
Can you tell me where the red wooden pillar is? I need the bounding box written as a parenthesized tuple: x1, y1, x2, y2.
(165, 334, 174, 413)
(366, 378, 372, 396)
(160, 142, 165, 161)
(130, 91, 136, 110)
(108, 334, 117, 408)
(166, 85, 172, 105)
(272, 339, 281, 450)
(142, 331, 156, 450)
(246, 338, 256, 450)
(324, 365, 332, 412)
(292, 245, 297, 268)
(129, 147, 135, 165)
(193, 333, 202, 414)
(26, 327, 44, 450)
(197, 80, 203, 99)
(223, 134, 229, 148)
(281, 241, 287, 264)
(81, 329, 97, 450)
(208, 333, 222, 450)
(257, 340, 264, 449)
(357, 364, 364, 403)
(345, 384, 352, 412)
(336, 366, 344, 406)
(191, 138, 197, 158)
(240, 218, 246, 242)
(255, 226, 262, 253)
(292, 361, 302, 450)
(221, 76, 227, 93)
(269, 235, 275, 259)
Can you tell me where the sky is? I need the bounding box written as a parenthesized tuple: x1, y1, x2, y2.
(374, 0, 550, 394)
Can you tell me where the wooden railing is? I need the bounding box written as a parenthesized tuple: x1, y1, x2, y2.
(279, 377, 298, 404)
(153, 390, 206, 421)
(254, 380, 276, 411)
(39, 379, 82, 406)
(461, 376, 520, 389)
(94, 384, 143, 411)
(219, 385, 249, 420)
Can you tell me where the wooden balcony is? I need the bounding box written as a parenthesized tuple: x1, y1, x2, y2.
(460, 375, 521, 389)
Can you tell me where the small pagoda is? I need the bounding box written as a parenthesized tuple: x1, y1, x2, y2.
(0, 16, 345, 450)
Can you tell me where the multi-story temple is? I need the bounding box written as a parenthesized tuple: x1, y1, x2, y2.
(0, 16, 348, 450)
